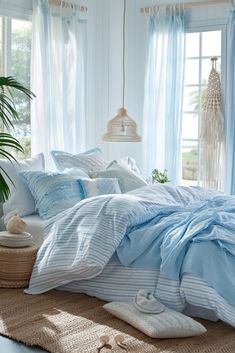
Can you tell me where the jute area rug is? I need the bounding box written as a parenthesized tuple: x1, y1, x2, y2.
(0, 289, 234, 353)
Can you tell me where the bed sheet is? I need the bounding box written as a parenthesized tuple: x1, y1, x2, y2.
(22, 214, 45, 246)
(58, 254, 234, 325)
(20, 213, 226, 324)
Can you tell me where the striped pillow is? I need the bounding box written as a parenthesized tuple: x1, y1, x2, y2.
(78, 178, 121, 198)
(20, 171, 84, 219)
(51, 148, 106, 173)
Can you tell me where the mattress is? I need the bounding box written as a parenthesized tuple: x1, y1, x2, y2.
(22, 214, 45, 246)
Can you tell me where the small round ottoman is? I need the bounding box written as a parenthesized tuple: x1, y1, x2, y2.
(0, 245, 38, 288)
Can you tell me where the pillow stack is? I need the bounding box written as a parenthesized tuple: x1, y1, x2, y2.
(1, 148, 147, 221)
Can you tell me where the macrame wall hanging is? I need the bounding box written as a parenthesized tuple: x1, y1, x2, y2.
(200, 57, 224, 190)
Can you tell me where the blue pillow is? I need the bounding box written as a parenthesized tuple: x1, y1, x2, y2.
(51, 148, 106, 173)
(78, 178, 121, 198)
(20, 171, 84, 219)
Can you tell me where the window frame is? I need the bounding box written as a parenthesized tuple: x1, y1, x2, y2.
(0, 13, 33, 158)
(181, 23, 227, 186)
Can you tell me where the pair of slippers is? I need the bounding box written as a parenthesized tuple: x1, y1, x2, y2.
(97, 334, 127, 351)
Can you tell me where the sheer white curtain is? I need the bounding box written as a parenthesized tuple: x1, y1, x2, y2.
(31, 0, 87, 167)
(226, 6, 235, 194)
(143, 7, 185, 184)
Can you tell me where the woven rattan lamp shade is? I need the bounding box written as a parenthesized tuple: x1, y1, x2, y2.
(103, 108, 141, 142)
(0, 245, 38, 288)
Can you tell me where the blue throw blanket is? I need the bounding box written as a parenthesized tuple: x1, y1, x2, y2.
(26, 184, 235, 307)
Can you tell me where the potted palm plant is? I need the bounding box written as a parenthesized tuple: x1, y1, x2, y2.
(0, 76, 35, 202)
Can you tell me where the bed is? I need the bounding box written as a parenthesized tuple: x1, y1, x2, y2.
(1, 150, 235, 329)
(21, 184, 235, 328)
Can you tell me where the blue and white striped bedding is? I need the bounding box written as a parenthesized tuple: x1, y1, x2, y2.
(58, 256, 235, 327)
(26, 183, 235, 327)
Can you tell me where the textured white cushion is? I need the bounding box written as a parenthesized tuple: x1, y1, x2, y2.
(103, 302, 207, 338)
(1, 153, 45, 218)
(91, 164, 147, 193)
(107, 157, 141, 176)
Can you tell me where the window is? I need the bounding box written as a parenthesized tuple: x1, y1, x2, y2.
(181, 29, 222, 186)
(0, 16, 32, 158)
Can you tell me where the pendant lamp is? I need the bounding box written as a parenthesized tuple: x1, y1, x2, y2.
(103, 0, 141, 142)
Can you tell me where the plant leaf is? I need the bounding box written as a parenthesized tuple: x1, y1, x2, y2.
(0, 172, 11, 203)
(0, 76, 35, 202)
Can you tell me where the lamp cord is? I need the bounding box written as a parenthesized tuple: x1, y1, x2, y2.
(122, 0, 126, 108)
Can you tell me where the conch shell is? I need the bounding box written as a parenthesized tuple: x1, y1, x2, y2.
(6, 214, 27, 234)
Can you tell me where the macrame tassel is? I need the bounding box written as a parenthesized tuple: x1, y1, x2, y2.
(200, 60, 224, 190)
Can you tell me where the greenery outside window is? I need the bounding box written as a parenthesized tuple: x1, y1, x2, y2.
(0, 16, 32, 158)
(181, 29, 223, 187)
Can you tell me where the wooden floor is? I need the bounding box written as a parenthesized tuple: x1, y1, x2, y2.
(0, 335, 47, 353)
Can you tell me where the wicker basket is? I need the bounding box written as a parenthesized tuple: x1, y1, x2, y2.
(0, 245, 38, 288)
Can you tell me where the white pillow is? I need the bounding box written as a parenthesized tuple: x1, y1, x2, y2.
(64, 167, 90, 179)
(107, 157, 141, 176)
(91, 164, 147, 193)
(1, 153, 45, 218)
(103, 302, 206, 339)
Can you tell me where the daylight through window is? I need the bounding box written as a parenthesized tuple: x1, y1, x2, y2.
(181, 30, 222, 186)
(0, 17, 32, 159)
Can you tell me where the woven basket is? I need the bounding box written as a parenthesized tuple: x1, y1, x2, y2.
(0, 245, 38, 288)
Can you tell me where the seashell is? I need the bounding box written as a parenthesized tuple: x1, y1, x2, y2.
(99, 335, 110, 344)
(114, 334, 125, 344)
(114, 334, 127, 349)
(6, 214, 27, 234)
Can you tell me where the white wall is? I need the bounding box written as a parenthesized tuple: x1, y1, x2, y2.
(86, 0, 231, 169)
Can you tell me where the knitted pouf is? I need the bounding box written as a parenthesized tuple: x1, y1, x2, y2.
(0, 245, 38, 288)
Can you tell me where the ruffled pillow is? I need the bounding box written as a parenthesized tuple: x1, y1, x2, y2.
(20, 171, 84, 219)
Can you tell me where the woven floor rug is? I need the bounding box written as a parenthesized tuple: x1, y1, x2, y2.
(0, 288, 234, 353)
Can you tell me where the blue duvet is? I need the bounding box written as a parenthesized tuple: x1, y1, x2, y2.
(26, 184, 235, 308)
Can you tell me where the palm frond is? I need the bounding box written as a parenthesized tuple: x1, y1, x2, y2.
(0, 76, 35, 100)
(0, 77, 35, 131)
(0, 172, 10, 203)
(0, 133, 24, 156)
(0, 76, 35, 202)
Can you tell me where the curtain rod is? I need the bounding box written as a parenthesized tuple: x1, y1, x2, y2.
(140, 0, 229, 13)
(49, 0, 87, 12)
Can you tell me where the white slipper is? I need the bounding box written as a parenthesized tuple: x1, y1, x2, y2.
(133, 289, 165, 314)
